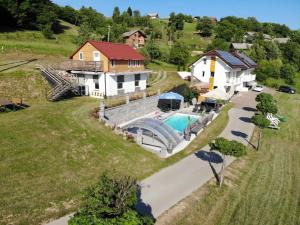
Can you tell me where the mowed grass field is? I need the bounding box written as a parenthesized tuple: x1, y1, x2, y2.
(158, 92, 300, 225)
(0, 71, 230, 225)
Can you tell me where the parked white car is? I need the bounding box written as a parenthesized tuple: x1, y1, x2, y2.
(253, 85, 264, 92)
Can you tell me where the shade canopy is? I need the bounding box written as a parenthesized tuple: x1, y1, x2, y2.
(159, 92, 184, 101)
(202, 89, 230, 101)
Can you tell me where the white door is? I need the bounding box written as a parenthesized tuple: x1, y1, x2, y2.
(93, 51, 101, 61)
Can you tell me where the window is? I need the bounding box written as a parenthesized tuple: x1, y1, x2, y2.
(117, 75, 124, 89)
(137, 60, 140, 67)
(203, 58, 207, 64)
(128, 60, 132, 67)
(202, 71, 205, 77)
(93, 75, 99, 90)
(111, 60, 116, 68)
(117, 82, 123, 89)
(210, 72, 215, 77)
(93, 51, 100, 61)
(79, 52, 84, 61)
(135, 74, 140, 86)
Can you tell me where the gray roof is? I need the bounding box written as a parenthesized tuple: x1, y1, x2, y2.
(274, 37, 290, 44)
(231, 43, 253, 50)
(122, 30, 146, 38)
(245, 31, 272, 39)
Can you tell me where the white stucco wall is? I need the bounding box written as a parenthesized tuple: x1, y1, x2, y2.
(72, 72, 148, 98)
(102, 73, 148, 97)
(191, 56, 254, 93)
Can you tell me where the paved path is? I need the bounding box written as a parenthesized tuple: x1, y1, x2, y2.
(45, 91, 257, 224)
(137, 91, 257, 218)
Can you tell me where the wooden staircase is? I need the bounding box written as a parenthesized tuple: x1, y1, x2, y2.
(38, 65, 78, 101)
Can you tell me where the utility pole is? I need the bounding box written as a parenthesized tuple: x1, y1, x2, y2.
(107, 25, 111, 42)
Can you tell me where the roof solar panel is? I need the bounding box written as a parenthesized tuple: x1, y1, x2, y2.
(216, 50, 245, 66)
(235, 52, 257, 66)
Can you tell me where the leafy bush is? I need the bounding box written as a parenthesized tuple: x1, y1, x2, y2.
(209, 137, 246, 157)
(255, 93, 274, 103)
(255, 59, 282, 81)
(264, 78, 285, 89)
(251, 114, 270, 129)
(69, 173, 154, 225)
(280, 64, 296, 84)
(41, 24, 54, 39)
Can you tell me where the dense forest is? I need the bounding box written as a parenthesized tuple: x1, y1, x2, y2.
(1, 0, 300, 85)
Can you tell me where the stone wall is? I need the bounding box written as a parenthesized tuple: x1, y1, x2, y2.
(103, 95, 159, 126)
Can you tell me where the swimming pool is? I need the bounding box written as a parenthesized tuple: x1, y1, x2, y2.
(164, 113, 199, 133)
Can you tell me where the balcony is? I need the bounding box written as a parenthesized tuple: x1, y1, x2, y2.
(57, 60, 103, 72)
(226, 74, 256, 85)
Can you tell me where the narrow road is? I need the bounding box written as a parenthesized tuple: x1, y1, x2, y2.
(137, 91, 257, 218)
(45, 91, 258, 225)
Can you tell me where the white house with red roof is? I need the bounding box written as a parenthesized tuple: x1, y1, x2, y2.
(189, 50, 257, 95)
(65, 40, 151, 98)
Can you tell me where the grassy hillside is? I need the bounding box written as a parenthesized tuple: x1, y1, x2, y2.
(0, 20, 77, 56)
(158, 92, 300, 225)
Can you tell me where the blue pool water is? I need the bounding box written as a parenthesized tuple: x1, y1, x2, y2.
(164, 113, 199, 133)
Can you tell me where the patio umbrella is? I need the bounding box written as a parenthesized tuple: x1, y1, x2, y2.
(159, 92, 184, 101)
(158, 92, 184, 111)
(202, 88, 230, 101)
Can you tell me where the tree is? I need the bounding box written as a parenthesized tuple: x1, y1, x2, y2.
(255, 59, 282, 81)
(215, 20, 237, 42)
(206, 38, 230, 51)
(209, 138, 246, 187)
(196, 16, 214, 37)
(168, 12, 185, 31)
(145, 41, 161, 61)
(75, 22, 103, 45)
(249, 43, 266, 62)
(58, 5, 79, 25)
(69, 172, 154, 225)
(280, 41, 300, 71)
(251, 114, 270, 150)
(127, 7, 132, 17)
(169, 41, 190, 70)
(280, 64, 296, 84)
(112, 6, 121, 23)
(37, 6, 58, 38)
(263, 41, 281, 60)
(255, 93, 278, 115)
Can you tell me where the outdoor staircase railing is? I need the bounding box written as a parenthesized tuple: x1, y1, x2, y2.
(37, 65, 78, 101)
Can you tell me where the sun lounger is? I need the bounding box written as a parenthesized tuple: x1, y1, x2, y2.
(190, 122, 204, 135)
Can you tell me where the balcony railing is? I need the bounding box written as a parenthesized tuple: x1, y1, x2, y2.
(226, 74, 256, 85)
(57, 60, 103, 72)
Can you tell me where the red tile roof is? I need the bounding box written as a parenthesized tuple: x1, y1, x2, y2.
(70, 40, 145, 61)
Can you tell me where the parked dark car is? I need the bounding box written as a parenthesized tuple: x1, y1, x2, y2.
(278, 86, 296, 94)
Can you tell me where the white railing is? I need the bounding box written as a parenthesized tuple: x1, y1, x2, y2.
(91, 90, 104, 98)
(226, 74, 256, 85)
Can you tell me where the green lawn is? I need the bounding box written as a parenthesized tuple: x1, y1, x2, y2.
(0, 20, 77, 56)
(0, 78, 231, 225)
(159, 92, 300, 225)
